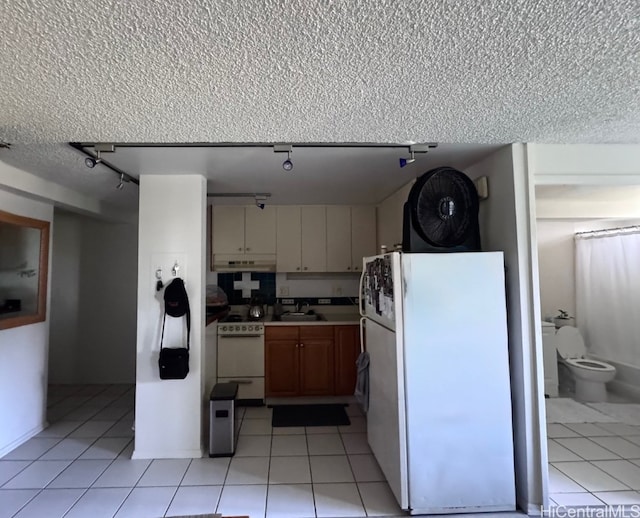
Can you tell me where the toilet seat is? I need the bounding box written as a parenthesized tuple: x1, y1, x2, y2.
(556, 326, 587, 359)
(566, 358, 616, 372)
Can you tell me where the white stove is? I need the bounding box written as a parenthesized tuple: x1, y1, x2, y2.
(216, 316, 265, 403)
(217, 322, 264, 337)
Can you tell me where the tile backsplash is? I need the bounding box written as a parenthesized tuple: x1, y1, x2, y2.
(212, 271, 360, 306)
(217, 272, 276, 305)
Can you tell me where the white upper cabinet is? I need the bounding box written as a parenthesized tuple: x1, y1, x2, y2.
(326, 206, 352, 272)
(301, 206, 327, 272)
(350, 205, 376, 271)
(211, 206, 245, 254)
(276, 206, 302, 272)
(212, 205, 276, 255)
(245, 206, 276, 254)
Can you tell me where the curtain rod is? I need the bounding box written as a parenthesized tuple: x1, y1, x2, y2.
(575, 225, 640, 239)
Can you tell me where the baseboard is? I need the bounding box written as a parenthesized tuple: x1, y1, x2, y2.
(132, 448, 203, 459)
(0, 422, 47, 458)
(609, 380, 640, 401)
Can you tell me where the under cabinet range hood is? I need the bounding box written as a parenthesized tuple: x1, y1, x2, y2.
(213, 254, 276, 272)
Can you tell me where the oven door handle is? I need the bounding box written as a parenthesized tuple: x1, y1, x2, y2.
(218, 335, 264, 338)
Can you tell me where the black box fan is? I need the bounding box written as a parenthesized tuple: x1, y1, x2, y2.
(402, 166, 481, 253)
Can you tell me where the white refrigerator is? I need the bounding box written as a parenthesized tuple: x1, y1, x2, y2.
(359, 251, 515, 515)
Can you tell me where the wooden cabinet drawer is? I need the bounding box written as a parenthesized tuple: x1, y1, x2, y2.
(299, 326, 334, 340)
(266, 326, 298, 340)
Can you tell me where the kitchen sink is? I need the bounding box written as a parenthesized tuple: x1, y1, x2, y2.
(279, 312, 324, 322)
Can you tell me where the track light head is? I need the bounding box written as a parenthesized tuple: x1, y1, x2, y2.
(399, 149, 416, 168)
(85, 156, 102, 168)
(255, 195, 267, 209)
(116, 173, 130, 190)
(274, 145, 294, 172)
(399, 157, 415, 168)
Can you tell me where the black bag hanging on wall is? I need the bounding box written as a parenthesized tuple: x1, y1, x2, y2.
(159, 278, 190, 380)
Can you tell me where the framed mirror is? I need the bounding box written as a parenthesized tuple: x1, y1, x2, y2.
(0, 210, 50, 330)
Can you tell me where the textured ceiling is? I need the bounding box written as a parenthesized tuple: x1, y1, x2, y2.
(0, 0, 639, 209)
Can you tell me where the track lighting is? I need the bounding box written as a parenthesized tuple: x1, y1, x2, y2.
(273, 144, 293, 172)
(399, 151, 415, 168)
(282, 152, 293, 171)
(399, 144, 433, 168)
(116, 173, 128, 190)
(85, 152, 102, 168)
(84, 144, 115, 169)
(255, 195, 267, 210)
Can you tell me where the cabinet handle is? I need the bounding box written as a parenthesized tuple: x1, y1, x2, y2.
(354, 266, 359, 271)
(296, 344, 299, 348)
(347, 266, 351, 270)
(304, 267, 308, 270)
(296, 267, 300, 271)
(246, 247, 250, 251)
(238, 247, 243, 251)
(300, 343, 305, 348)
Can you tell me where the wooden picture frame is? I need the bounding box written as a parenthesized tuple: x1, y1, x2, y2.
(0, 210, 50, 330)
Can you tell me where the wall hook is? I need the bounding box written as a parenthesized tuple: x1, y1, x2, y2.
(172, 261, 180, 277)
(155, 268, 164, 292)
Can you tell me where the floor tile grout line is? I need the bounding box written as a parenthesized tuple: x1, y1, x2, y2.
(305, 425, 320, 518)
(339, 430, 368, 516)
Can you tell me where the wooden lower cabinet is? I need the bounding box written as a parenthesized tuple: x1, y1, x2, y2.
(265, 331, 299, 397)
(334, 325, 360, 395)
(266, 324, 360, 397)
(299, 327, 334, 396)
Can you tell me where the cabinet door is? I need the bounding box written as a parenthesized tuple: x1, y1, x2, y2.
(245, 205, 276, 254)
(326, 206, 352, 272)
(212, 206, 245, 254)
(334, 325, 360, 395)
(299, 326, 334, 396)
(351, 206, 376, 271)
(301, 206, 327, 272)
(265, 339, 299, 397)
(276, 206, 302, 272)
(266, 327, 299, 397)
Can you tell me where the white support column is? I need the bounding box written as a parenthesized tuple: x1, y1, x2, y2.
(133, 175, 206, 459)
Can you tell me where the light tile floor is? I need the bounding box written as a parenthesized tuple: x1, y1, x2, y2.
(0, 384, 405, 518)
(547, 395, 640, 508)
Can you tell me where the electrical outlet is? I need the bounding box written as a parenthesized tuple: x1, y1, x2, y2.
(282, 298, 294, 305)
(318, 298, 331, 304)
(333, 286, 343, 296)
(279, 286, 289, 296)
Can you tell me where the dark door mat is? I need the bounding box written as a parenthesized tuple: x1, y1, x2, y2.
(271, 404, 351, 427)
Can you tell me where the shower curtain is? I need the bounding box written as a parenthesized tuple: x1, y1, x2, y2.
(575, 227, 640, 367)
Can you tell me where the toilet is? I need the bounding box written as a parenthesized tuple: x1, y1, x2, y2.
(556, 325, 616, 402)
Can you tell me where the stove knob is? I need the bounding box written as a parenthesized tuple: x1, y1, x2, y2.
(248, 325, 253, 332)
(221, 326, 227, 332)
(242, 325, 247, 331)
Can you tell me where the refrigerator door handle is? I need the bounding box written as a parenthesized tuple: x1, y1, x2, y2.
(359, 316, 366, 353)
(358, 265, 366, 317)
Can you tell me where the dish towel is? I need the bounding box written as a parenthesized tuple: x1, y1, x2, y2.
(354, 351, 370, 413)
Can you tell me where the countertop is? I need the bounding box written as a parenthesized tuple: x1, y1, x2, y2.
(265, 313, 361, 326)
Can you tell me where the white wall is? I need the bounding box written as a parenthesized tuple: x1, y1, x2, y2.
(0, 189, 53, 457)
(467, 144, 546, 514)
(76, 217, 138, 383)
(48, 211, 82, 383)
(134, 175, 206, 459)
(49, 210, 138, 384)
(376, 181, 414, 250)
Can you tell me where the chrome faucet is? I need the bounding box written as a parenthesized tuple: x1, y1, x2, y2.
(295, 300, 310, 313)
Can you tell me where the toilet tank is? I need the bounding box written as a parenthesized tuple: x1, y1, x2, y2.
(541, 321, 558, 397)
